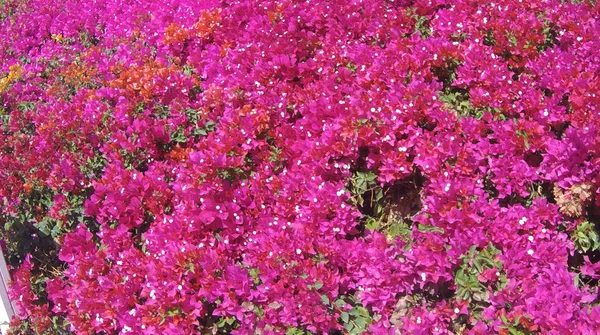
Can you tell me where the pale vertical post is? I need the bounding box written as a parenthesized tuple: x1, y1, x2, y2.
(0, 247, 15, 333)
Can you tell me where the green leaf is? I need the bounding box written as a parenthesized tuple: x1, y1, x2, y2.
(286, 327, 306, 335)
(356, 306, 370, 318)
(365, 217, 380, 230)
(204, 120, 217, 132)
(35, 219, 52, 236)
(513, 315, 522, 327)
(417, 224, 444, 234)
(468, 245, 478, 257)
(344, 322, 354, 332)
(167, 309, 181, 317)
(335, 298, 346, 308)
(455, 268, 466, 284)
(314, 281, 323, 290)
(508, 328, 520, 335)
(320, 294, 330, 305)
(340, 312, 349, 323)
(354, 316, 367, 329)
(374, 188, 384, 202)
(51, 220, 64, 238)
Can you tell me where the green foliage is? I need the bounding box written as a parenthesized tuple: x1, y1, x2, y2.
(439, 90, 479, 118)
(248, 267, 261, 285)
(506, 31, 518, 47)
(454, 244, 506, 304)
(572, 221, 600, 253)
(451, 32, 469, 42)
(216, 316, 238, 328)
(347, 171, 381, 209)
(216, 167, 246, 182)
(515, 129, 530, 149)
(347, 171, 388, 232)
(537, 19, 559, 53)
(181, 108, 218, 138)
(408, 9, 432, 39)
(438, 89, 503, 120)
(195, 120, 217, 137)
(269, 145, 282, 162)
(345, 61, 359, 74)
(286, 327, 312, 335)
(417, 223, 444, 234)
(483, 30, 496, 47)
(334, 297, 372, 335)
(153, 103, 171, 119)
(79, 151, 107, 179)
(522, 182, 545, 207)
(498, 314, 536, 335)
(169, 127, 187, 143)
(182, 64, 195, 77)
(33, 190, 89, 239)
(120, 147, 149, 171)
(0, 106, 10, 133)
(564, 0, 598, 5)
(384, 219, 413, 240)
(346, 170, 422, 245)
(320, 294, 330, 305)
(79, 30, 99, 48)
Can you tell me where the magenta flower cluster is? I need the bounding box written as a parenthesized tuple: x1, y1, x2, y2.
(1, 0, 600, 334)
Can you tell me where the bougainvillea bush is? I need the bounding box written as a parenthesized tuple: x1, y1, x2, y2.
(1, 0, 600, 333)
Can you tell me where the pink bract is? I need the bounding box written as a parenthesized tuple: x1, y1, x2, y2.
(1, 0, 600, 334)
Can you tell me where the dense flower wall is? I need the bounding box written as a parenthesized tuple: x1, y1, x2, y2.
(1, 0, 600, 334)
